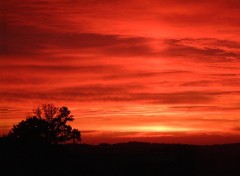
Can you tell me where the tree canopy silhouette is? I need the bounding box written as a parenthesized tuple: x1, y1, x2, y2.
(7, 104, 81, 144)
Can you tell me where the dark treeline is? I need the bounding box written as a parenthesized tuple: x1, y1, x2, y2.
(1, 141, 240, 176)
(1, 104, 240, 175)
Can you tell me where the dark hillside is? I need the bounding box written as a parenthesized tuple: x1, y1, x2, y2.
(1, 141, 240, 176)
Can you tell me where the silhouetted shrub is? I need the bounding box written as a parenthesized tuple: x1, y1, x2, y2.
(7, 104, 81, 144)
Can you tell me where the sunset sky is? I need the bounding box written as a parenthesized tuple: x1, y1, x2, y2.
(1, 0, 240, 144)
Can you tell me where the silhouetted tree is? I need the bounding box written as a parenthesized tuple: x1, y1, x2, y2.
(7, 104, 81, 144)
(72, 129, 81, 144)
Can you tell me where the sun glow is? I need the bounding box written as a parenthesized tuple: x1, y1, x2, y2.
(105, 126, 194, 132)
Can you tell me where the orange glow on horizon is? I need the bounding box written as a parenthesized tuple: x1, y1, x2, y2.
(113, 126, 192, 132)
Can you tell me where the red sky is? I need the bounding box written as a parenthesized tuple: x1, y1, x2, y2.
(1, 0, 240, 144)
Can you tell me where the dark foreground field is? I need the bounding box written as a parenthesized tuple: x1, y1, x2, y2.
(1, 141, 240, 176)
